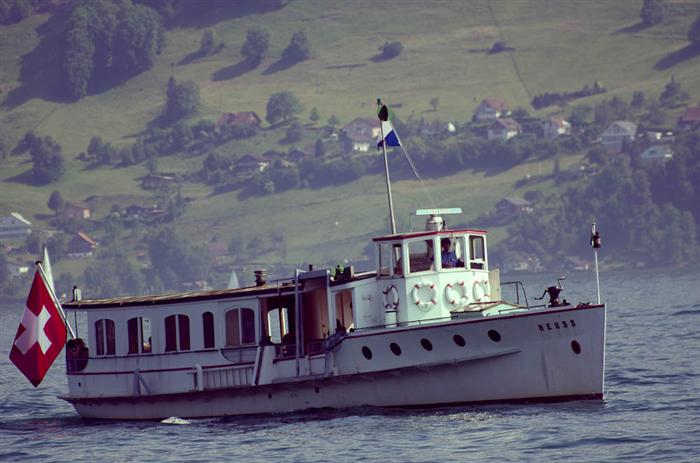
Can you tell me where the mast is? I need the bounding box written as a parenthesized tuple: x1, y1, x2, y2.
(377, 98, 397, 235)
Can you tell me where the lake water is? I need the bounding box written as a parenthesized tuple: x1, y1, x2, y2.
(1, 268, 699, 462)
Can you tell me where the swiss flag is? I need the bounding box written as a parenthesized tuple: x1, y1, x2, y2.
(9, 270, 67, 387)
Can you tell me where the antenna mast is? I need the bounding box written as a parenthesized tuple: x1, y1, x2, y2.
(377, 98, 397, 235)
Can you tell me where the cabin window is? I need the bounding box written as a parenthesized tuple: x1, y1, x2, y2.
(469, 236, 486, 269)
(267, 307, 290, 344)
(439, 236, 465, 270)
(203, 312, 215, 349)
(378, 243, 391, 277)
(225, 308, 256, 346)
(408, 239, 435, 274)
(127, 317, 152, 354)
(94, 319, 115, 356)
(164, 314, 190, 352)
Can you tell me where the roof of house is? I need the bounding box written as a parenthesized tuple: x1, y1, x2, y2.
(216, 111, 261, 127)
(65, 201, 90, 210)
(74, 231, 97, 246)
(343, 117, 380, 129)
(9, 212, 31, 225)
(679, 106, 700, 122)
(546, 116, 570, 127)
(237, 154, 269, 164)
(500, 196, 531, 207)
(490, 118, 521, 130)
(480, 97, 508, 111)
(605, 121, 637, 133)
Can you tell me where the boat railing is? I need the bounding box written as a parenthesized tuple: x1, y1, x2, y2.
(500, 281, 538, 308)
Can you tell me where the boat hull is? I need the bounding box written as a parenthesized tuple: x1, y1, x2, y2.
(63, 304, 605, 420)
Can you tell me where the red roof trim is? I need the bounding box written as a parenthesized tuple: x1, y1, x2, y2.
(372, 229, 488, 242)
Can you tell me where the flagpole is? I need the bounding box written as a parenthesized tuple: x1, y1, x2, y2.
(590, 222, 602, 305)
(36, 262, 76, 339)
(377, 98, 397, 235)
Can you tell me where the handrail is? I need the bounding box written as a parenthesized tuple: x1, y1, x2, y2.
(500, 281, 530, 307)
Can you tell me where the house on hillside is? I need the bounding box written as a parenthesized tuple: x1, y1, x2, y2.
(216, 111, 262, 129)
(473, 98, 509, 121)
(487, 118, 522, 141)
(601, 121, 637, 151)
(288, 146, 314, 163)
(542, 117, 571, 140)
(638, 126, 675, 144)
(236, 154, 270, 172)
(341, 118, 381, 152)
(7, 261, 30, 277)
(63, 201, 91, 220)
(124, 204, 166, 221)
(496, 197, 532, 215)
(640, 145, 673, 163)
(141, 173, 177, 190)
(0, 212, 32, 241)
(677, 106, 700, 131)
(68, 232, 98, 258)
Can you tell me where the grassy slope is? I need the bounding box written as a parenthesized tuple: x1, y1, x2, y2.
(1, 0, 699, 279)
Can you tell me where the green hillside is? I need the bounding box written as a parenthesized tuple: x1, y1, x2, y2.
(1, 0, 699, 291)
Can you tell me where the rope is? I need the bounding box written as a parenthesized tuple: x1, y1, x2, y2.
(393, 131, 439, 210)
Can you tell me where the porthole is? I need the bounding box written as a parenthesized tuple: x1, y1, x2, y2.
(362, 346, 373, 360)
(488, 330, 501, 342)
(420, 338, 433, 351)
(453, 334, 466, 347)
(390, 342, 402, 356)
(571, 340, 581, 354)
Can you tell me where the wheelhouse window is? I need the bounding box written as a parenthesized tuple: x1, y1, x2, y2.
(439, 236, 465, 270)
(378, 243, 404, 277)
(127, 317, 152, 354)
(469, 235, 486, 270)
(267, 307, 290, 344)
(408, 239, 435, 274)
(225, 308, 256, 346)
(203, 312, 215, 349)
(165, 314, 190, 352)
(95, 319, 115, 356)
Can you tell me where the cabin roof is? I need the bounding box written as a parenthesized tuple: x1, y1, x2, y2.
(372, 228, 487, 242)
(62, 271, 377, 309)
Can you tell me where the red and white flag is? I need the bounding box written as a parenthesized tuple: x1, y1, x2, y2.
(9, 270, 67, 387)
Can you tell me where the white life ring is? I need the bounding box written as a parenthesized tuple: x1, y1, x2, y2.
(445, 281, 469, 306)
(382, 284, 400, 310)
(472, 280, 490, 302)
(412, 282, 437, 311)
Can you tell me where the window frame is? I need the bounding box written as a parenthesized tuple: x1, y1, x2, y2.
(225, 307, 257, 347)
(164, 314, 191, 352)
(439, 235, 467, 272)
(468, 235, 488, 270)
(127, 316, 152, 355)
(407, 238, 436, 275)
(94, 318, 116, 356)
(202, 311, 215, 349)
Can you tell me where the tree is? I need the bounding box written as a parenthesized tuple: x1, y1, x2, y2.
(164, 77, 200, 122)
(328, 114, 340, 127)
(640, 0, 665, 27)
(314, 138, 326, 158)
(25, 233, 41, 254)
(30, 136, 65, 183)
(429, 97, 439, 112)
(689, 13, 700, 45)
(631, 91, 645, 109)
(309, 107, 320, 123)
(286, 122, 304, 142)
(660, 76, 690, 107)
(266, 91, 303, 124)
(0, 251, 8, 287)
(379, 41, 403, 59)
(48, 191, 65, 217)
(61, 0, 163, 100)
(199, 29, 216, 56)
(241, 26, 270, 63)
(282, 31, 312, 62)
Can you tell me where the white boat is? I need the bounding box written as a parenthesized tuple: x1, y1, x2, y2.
(58, 103, 606, 420)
